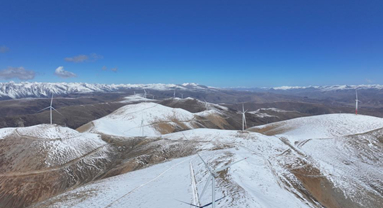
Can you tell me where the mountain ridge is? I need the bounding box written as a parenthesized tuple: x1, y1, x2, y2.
(0, 82, 212, 99)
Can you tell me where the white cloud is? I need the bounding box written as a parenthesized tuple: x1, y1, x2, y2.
(102, 66, 118, 72)
(0, 67, 35, 80)
(0, 46, 9, 53)
(365, 78, 374, 84)
(65, 53, 103, 63)
(54, 66, 76, 78)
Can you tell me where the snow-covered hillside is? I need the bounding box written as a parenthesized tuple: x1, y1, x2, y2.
(0, 124, 108, 173)
(0, 124, 117, 208)
(81, 102, 197, 137)
(37, 114, 383, 208)
(34, 130, 315, 208)
(249, 114, 383, 141)
(3, 105, 383, 208)
(80, 102, 229, 137)
(0, 82, 210, 99)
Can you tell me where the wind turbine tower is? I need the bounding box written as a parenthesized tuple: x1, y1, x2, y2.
(39, 94, 62, 125)
(204, 100, 209, 110)
(198, 154, 247, 208)
(355, 89, 360, 115)
(241, 103, 247, 131)
(144, 89, 147, 98)
(141, 116, 145, 136)
(173, 90, 176, 99)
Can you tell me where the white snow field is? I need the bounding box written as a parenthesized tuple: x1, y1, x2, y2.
(85, 102, 196, 137)
(84, 102, 227, 137)
(35, 130, 315, 208)
(0, 124, 108, 170)
(120, 94, 155, 103)
(30, 114, 383, 207)
(250, 113, 383, 142)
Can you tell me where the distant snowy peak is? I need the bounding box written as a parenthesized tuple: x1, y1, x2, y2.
(272, 84, 383, 91)
(0, 82, 210, 99)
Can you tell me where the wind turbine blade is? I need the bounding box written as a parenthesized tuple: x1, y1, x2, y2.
(38, 106, 51, 112)
(50, 94, 54, 106)
(51, 107, 63, 116)
(199, 174, 212, 199)
(215, 157, 248, 172)
(200, 196, 225, 208)
(356, 89, 358, 100)
(197, 154, 214, 175)
(175, 199, 201, 207)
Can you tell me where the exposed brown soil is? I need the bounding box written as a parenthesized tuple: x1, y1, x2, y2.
(249, 123, 293, 136)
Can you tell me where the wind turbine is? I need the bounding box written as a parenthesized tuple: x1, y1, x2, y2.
(181, 93, 184, 99)
(39, 94, 62, 125)
(177, 197, 225, 208)
(238, 103, 247, 131)
(141, 116, 145, 136)
(355, 89, 360, 115)
(197, 154, 247, 208)
(204, 100, 210, 110)
(173, 90, 176, 99)
(143, 89, 147, 98)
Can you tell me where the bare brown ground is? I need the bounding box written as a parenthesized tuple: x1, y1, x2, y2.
(249, 123, 294, 136)
(289, 161, 363, 208)
(152, 122, 176, 134)
(76, 122, 94, 133)
(205, 114, 230, 129)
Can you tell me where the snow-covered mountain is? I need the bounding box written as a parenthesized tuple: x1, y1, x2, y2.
(3, 99, 383, 208)
(34, 114, 383, 208)
(272, 84, 383, 91)
(230, 84, 383, 92)
(0, 124, 116, 208)
(0, 82, 211, 99)
(78, 102, 230, 137)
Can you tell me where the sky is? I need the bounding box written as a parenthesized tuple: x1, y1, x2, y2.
(0, 0, 382, 87)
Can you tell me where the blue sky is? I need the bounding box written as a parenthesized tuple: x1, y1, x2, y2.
(0, 0, 382, 87)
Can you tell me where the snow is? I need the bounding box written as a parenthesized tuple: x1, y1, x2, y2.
(37, 156, 194, 208)
(0, 124, 107, 168)
(0, 82, 209, 99)
(120, 94, 154, 103)
(298, 134, 383, 206)
(4, 102, 382, 208)
(88, 102, 231, 137)
(32, 112, 383, 207)
(271, 84, 383, 91)
(0, 128, 15, 139)
(251, 114, 383, 142)
(272, 86, 319, 90)
(248, 112, 278, 118)
(250, 108, 292, 113)
(38, 127, 316, 208)
(89, 102, 196, 137)
(16, 124, 80, 140)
